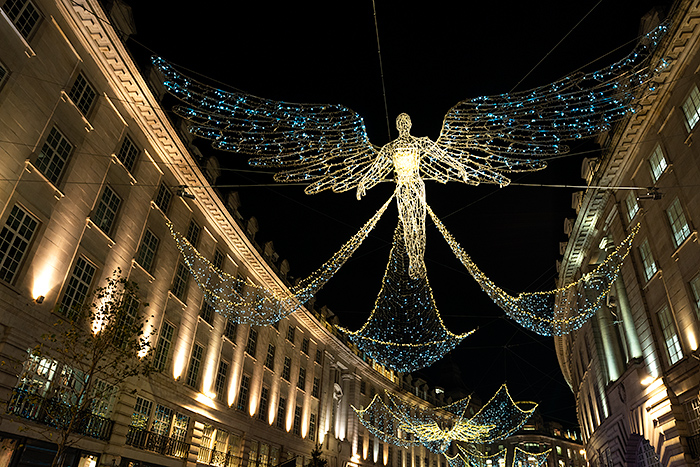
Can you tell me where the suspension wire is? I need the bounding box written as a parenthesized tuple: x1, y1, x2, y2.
(371, 0, 392, 140)
(510, 0, 604, 92)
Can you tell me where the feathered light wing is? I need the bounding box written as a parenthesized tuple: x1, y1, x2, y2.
(433, 22, 669, 180)
(152, 57, 385, 194)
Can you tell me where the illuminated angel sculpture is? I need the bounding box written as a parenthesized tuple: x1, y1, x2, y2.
(154, 21, 668, 370)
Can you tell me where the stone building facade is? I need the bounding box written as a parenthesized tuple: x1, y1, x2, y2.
(0, 2, 472, 467)
(554, 1, 700, 465)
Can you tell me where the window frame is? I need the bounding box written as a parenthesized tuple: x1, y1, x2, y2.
(682, 85, 700, 132)
(34, 126, 73, 186)
(0, 204, 39, 284)
(2, 0, 42, 40)
(67, 72, 97, 117)
(185, 342, 204, 388)
(171, 261, 190, 302)
(666, 197, 691, 248)
(624, 191, 639, 221)
(92, 185, 122, 236)
(154, 183, 172, 214)
(135, 228, 159, 272)
(648, 144, 668, 183)
(639, 239, 658, 281)
(657, 305, 683, 365)
(115, 134, 139, 173)
(153, 321, 175, 371)
(58, 255, 96, 320)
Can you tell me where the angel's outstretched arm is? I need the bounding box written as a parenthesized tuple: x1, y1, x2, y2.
(356, 145, 393, 199)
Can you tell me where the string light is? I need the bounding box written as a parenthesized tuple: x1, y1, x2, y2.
(429, 204, 640, 336)
(167, 196, 393, 325)
(353, 384, 536, 454)
(338, 220, 476, 373)
(446, 445, 551, 467)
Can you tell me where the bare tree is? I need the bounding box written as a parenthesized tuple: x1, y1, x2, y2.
(7, 269, 154, 467)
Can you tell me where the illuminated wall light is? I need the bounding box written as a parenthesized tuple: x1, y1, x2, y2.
(362, 437, 368, 459)
(383, 445, 388, 465)
(228, 364, 241, 407)
(196, 393, 217, 409)
(687, 330, 698, 351)
(268, 396, 276, 425)
(373, 437, 379, 463)
(319, 430, 326, 445)
(249, 388, 258, 417)
(32, 264, 58, 301)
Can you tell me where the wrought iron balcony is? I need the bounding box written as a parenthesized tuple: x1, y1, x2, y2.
(126, 425, 190, 459)
(197, 446, 243, 467)
(6, 388, 113, 441)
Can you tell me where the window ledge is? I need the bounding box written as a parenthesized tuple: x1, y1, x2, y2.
(86, 218, 115, 248)
(0, 9, 36, 57)
(167, 290, 187, 308)
(25, 159, 64, 199)
(671, 231, 697, 261)
(643, 269, 662, 290)
(131, 258, 155, 283)
(110, 154, 137, 185)
(150, 200, 171, 222)
(198, 316, 214, 329)
(60, 90, 94, 132)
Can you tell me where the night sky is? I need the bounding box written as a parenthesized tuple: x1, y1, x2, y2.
(127, 0, 669, 427)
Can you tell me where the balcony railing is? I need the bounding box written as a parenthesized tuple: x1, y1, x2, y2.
(6, 388, 113, 441)
(197, 446, 243, 467)
(688, 433, 700, 458)
(126, 425, 190, 459)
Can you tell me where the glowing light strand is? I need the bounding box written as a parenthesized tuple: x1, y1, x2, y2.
(428, 205, 641, 336)
(353, 385, 537, 454)
(446, 445, 551, 467)
(168, 196, 393, 325)
(339, 220, 476, 373)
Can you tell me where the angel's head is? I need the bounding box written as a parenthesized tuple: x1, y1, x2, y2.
(396, 113, 412, 136)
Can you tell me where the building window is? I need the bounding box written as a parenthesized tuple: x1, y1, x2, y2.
(297, 366, 306, 390)
(276, 397, 286, 429)
(0, 205, 38, 283)
(135, 229, 159, 272)
(58, 256, 96, 319)
(35, 127, 73, 185)
(237, 374, 250, 411)
(154, 183, 172, 213)
(293, 406, 302, 435)
(286, 324, 295, 343)
(224, 320, 237, 341)
(186, 219, 201, 247)
(153, 321, 174, 371)
(151, 404, 173, 436)
(92, 185, 121, 235)
(200, 301, 214, 325)
(214, 360, 228, 402)
(625, 192, 639, 221)
(185, 343, 203, 388)
(258, 386, 269, 421)
(666, 198, 691, 248)
(315, 349, 322, 364)
(658, 306, 683, 365)
(2, 0, 41, 39)
(312, 377, 320, 398)
(131, 396, 153, 428)
(683, 85, 700, 131)
(213, 249, 225, 270)
(691, 274, 700, 314)
(360, 380, 366, 395)
(116, 134, 139, 172)
(68, 73, 97, 116)
(309, 413, 317, 442)
(639, 239, 658, 281)
(264, 344, 275, 370)
(684, 398, 700, 436)
(301, 337, 309, 355)
(648, 145, 668, 182)
(282, 356, 291, 381)
(172, 261, 190, 302)
(245, 327, 257, 357)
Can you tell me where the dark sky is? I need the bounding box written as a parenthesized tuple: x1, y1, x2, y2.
(127, 0, 668, 427)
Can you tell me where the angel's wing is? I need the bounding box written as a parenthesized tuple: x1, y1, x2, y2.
(152, 57, 384, 194)
(435, 21, 669, 171)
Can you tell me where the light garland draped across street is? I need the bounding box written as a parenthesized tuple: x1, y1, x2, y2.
(167, 196, 393, 325)
(428, 205, 641, 336)
(353, 384, 537, 454)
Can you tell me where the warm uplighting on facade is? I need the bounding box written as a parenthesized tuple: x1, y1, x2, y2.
(32, 265, 57, 302)
(687, 330, 698, 351)
(641, 376, 656, 387)
(195, 392, 217, 409)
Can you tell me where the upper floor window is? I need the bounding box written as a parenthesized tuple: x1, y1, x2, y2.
(213, 248, 225, 270)
(657, 305, 683, 365)
(2, 0, 41, 39)
(682, 85, 700, 131)
(282, 356, 291, 381)
(214, 360, 228, 402)
(186, 219, 201, 247)
(67, 73, 96, 116)
(301, 337, 309, 355)
(171, 261, 190, 302)
(264, 344, 275, 370)
(135, 229, 159, 272)
(115, 134, 139, 172)
(691, 274, 700, 314)
(185, 343, 203, 388)
(666, 198, 691, 248)
(286, 324, 295, 343)
(0, 205, 38, 283)
(237, 374, 250, 411)
(639, 239, 657, 281)
(224, 319, 237, 341)
(58, 256, 96, 319)
(35, 127, 73, 185)
(199, 301, 214, 325)
(154, 183, 172, 213)
(92, 185, 121, 236)
(297, 366, 306, 390)
(624, 192, 639, 221)
(648, 145, 668, 183)
(245, 327, 257, 357)
(153, 321, 174, 371)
